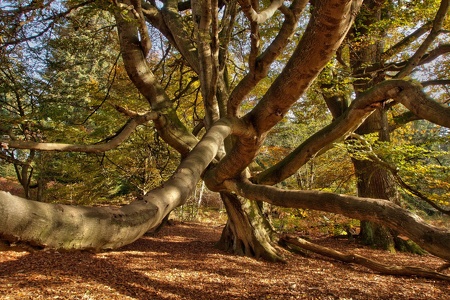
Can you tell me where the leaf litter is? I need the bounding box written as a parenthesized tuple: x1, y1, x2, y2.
(0, 221, 449, 299)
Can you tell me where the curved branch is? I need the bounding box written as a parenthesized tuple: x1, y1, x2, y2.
(204, 0, 363, 191)
(160, 0, 200, 74)
(0, 112, 159, 153)
(116, 8, 199, 156)
(228, 0, 309, 116)
(254, 80, 450, 185)
(227, 179, 450, 261)
(395, 0, 449, 78)
(238, 0, 284, 24)
(0, 118, 234, 250)
(393, 80, 450, 127)
(245, 0, 362, 134)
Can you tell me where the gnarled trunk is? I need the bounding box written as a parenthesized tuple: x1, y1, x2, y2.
(216, 192, 283, 261)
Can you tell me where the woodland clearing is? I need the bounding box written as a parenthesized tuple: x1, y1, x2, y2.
(0, 221, 449, 300)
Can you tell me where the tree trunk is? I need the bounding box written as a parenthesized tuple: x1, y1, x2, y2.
(14, 163, 32, 199)
(352, 109, 395, 250)
(349, 0, 402, 251)
(216, 192, 283, 261)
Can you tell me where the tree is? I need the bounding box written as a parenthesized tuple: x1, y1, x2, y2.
(0, 0, 449, 266)
(319, 0, 450, 251)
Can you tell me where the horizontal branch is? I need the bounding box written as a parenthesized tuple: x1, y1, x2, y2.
(0, 112, 159, 153)
(422, 79, 450, 87)
(227, 179, 450, 261)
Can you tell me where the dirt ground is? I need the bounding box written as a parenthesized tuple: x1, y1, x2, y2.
(0, 221, 449, 300)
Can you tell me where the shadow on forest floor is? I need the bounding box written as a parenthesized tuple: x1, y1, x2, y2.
(1, 221, 449, 300)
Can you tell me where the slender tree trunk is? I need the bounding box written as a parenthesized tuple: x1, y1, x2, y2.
(14, 163, 31, 199)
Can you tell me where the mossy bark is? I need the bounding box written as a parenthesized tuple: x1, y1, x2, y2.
(354, 148, 397, 252)
(360, 220, 395, 252)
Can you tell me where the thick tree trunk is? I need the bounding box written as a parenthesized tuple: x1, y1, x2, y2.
(353, 109, 397, 251)
(355, 154, 425, 254)
(216, 192, 283, 261)
(349, 0, 401, 251)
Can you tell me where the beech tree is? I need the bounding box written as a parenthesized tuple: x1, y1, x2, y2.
(1, 0, 449, 267)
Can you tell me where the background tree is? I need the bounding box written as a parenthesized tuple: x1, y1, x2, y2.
(317, 0, 450, 251)
(0, 0, 449, 269)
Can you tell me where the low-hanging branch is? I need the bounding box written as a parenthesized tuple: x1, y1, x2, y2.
(0, 111, 159, 153)
(226, 178, 450, 261)
(281, 235, 450, 282)
(0, 118, 235, 250)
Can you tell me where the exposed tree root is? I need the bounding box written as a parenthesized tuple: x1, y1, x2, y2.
(437, 263, 450, 272)
(281, 235, 450, 282)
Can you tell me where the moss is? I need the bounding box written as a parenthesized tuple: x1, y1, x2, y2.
(395, 237, 427, 255)
(360, 221, 395, 252)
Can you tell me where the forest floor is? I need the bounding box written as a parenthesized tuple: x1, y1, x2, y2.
(0, 221, 449, 300)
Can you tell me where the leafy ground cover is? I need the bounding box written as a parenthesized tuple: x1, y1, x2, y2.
(0, 221, 449, 299)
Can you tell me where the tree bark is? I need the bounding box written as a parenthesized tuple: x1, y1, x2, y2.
(349, 0, 398, 251)
(0, 119, 233, 250)
(282, 235, 450, 282)
(227, 179, 450, 261)
(216, 192, 282, 261)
